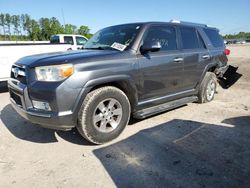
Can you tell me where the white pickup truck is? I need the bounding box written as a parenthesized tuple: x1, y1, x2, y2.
(50, 34, 88, 50)
(0, 34, 88, 81)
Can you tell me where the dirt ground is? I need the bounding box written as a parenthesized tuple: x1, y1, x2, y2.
(0, 44, 249, 188)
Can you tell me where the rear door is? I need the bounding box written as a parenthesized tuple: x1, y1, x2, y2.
(179, 26, 210, 90)
(64, 36, 74, 45)
(138, 24, 184, 102)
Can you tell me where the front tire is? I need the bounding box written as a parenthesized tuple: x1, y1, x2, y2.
(198, 72, 217, 103)
(77, 86, 131, 144)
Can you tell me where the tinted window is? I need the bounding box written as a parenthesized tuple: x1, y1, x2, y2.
(144, 25, 177, 51)
(180, 27, 200, 49)
(203, 28, 223, 47)
(64, 36, 74, 44)
(50, 36, 59, 43)
(76, 37, 87, 45)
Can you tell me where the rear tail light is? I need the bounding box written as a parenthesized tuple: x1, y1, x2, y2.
(224, 48, 230, 56)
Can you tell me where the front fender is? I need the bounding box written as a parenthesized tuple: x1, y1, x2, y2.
(87, 74, 138, 107)
(72, 74, 138, 118)
(85, 75, 132, 87)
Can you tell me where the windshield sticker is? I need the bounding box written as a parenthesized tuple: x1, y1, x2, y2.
(111, 42, 127, 51)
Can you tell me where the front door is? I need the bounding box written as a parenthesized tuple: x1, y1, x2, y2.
(137, 25, 184, 103)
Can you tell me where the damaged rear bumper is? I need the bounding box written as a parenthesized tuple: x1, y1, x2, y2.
(215, 65, 229, 77)
(217, 65, 242, 89)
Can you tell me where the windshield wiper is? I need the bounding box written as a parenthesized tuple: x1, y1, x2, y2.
(84, 46, 120, 51)
(84, 47, 105, 50)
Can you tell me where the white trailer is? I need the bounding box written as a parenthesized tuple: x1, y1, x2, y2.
(0, 43, 72, 81)
(0, 34, 88, 81)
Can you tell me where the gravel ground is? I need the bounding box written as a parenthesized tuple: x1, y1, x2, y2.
(0, 44, 249, 188)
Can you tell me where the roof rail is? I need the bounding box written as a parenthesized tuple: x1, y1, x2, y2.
(169, 20, 207, 27)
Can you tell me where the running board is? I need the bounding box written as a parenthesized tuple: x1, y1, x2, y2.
(133, 96, 198, 119)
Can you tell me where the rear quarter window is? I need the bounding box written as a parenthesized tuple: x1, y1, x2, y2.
(50, 36, 60, 43)
(203, 28, 224, 48)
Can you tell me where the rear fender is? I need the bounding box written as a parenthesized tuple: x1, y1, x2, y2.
(196, 63, 217, 89)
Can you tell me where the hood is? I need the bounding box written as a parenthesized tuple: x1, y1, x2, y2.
(15, 50, 123, 68)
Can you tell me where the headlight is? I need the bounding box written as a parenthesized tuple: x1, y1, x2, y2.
(35, 64, 74, 81)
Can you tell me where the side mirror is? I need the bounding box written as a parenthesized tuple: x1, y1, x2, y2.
(140, 41, 161, 54)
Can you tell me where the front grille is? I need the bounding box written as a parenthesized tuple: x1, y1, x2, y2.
(10, 91, 22, 107)
(11, 65, 27, 84)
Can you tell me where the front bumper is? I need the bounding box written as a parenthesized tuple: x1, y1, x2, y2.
(8, 78, 80, 131)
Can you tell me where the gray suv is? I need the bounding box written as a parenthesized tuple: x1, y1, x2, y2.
(8, 20, 230, 144)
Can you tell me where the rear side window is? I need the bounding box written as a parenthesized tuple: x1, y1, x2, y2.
(180, 27, 200, 49)
(144, 25, 177, 51)
(203, 28, 224, 48)
(50, 36, 59, 43)
(64, 36, 74, 44)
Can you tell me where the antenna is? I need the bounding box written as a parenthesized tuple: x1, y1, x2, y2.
(61, 8, 66, 26)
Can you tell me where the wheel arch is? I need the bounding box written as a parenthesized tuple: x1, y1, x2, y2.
(85, 75, 138, 112)
(197, 63, 217, 88)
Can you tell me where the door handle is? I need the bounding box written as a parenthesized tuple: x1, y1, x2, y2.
(202, 55, 210, 59)
(174, 58, 184, 62)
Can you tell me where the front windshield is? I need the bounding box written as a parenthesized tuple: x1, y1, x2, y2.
(84, 24, 142, 51)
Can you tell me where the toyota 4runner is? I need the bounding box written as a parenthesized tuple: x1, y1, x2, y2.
(8, 20, 231, 144)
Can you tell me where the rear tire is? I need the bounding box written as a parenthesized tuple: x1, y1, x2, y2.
(198, 72, 217, 103)
(77, 86, 131, 144)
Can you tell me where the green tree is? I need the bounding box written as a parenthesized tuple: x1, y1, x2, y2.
(49, 17, 64, 35)
(0, 13, 94, 41)
(224, 32, 250, 39)
(5, 13, 12, 38)
(21, 14, 31, 37)
(78, 25, 90, 36)
(85, 33, 93, 39)
(0, 13, 6, 38)
(11, 15, 21, 37)
(39, 17, 50, 40)
(64, 24, 77, 34)
(29, 19, 40, 40)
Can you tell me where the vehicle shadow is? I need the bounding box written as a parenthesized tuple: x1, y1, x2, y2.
(0, 81, 8, 93)
(94, 117, 250, 188)
(0, 104, 92, 145)
(222, 116, 250, 127)
(1, 103, 187, 145)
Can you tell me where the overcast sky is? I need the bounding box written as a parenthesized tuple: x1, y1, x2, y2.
(1, 0, 249, 34)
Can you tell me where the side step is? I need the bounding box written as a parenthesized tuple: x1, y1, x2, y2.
(133, 96, 198, 119)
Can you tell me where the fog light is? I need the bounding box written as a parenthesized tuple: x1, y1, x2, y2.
(32, 100, 51, 111)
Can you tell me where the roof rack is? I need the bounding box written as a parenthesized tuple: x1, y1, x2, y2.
(169, 20, 207, 27)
